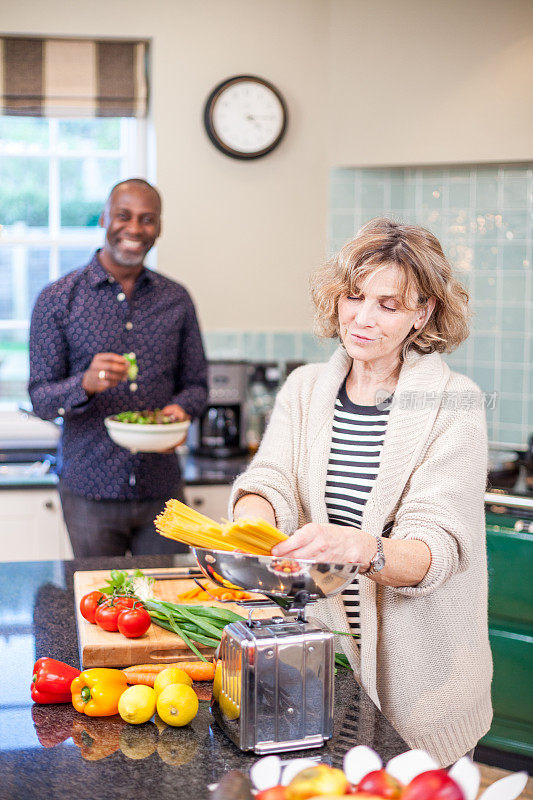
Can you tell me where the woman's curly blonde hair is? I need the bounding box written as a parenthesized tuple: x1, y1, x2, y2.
(311, 217, 470, 357)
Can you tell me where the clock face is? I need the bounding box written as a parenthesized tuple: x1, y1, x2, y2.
(204, 76, 287, 159)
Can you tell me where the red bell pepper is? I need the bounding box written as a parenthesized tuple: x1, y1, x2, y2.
(31, 657, 81, 704)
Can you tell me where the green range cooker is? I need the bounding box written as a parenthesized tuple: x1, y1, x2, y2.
(483, 492, 533, 757)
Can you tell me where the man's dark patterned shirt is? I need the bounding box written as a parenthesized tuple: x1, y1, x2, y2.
(29, 253, 208, 500)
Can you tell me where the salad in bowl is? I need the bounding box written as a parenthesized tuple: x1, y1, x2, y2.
(104, 409, 190, 453)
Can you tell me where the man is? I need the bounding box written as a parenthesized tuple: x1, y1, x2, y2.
(29, 178, 208, 557)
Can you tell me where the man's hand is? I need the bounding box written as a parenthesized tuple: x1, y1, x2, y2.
(160, 404, 191, 452)
(270, 522, 376, 568)
(82, 353, 129, 396)
(161, 404, 191, 422)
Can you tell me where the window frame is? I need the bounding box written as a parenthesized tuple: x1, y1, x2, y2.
(0, 115, 148, 410)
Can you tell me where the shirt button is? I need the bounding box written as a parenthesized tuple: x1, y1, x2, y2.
(108, 276, 115, 283)
(125, 321, 133, 330)
(129, 473, 136, 487)
(117, 292, 126, 302)
(57, 407, 65, 416)
(130, 382, 138, 392)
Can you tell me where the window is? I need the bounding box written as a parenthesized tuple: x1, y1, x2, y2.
(0, 115, 146, 406)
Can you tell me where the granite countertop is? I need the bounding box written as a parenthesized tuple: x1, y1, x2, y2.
(0, 556, 407, 800)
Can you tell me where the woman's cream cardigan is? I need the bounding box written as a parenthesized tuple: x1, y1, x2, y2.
(230, 346, 493, 766)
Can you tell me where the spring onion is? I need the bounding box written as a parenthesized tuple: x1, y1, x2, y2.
(142, 599, 246, 662)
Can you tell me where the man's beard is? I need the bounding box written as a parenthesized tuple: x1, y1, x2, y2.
(107, 241, 149, 268)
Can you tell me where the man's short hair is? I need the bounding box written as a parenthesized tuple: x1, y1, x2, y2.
(107, 178, 162, 211)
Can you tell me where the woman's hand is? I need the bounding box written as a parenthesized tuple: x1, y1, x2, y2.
(271, 522, 376, 567)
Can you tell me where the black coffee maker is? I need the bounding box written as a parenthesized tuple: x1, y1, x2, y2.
(192, 361, 249, 457)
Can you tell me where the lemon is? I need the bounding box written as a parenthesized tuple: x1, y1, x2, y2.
(153, 667, 193, 697)
(156, 683, 198, 727)
(118, 685, 157, 725)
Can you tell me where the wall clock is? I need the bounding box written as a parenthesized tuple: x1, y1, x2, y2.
(204, 75, 288, 160)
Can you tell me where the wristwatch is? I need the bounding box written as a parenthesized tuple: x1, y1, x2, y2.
(366, 535, 386, 574)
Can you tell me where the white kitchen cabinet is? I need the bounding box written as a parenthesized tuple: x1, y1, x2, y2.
(0, 489, 73, 561)
(183, 484, 232, 521)
(0, 484, 232, 562)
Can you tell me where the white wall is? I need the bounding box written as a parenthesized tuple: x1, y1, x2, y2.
(327, 0, 533, 166)
(2, 0, 328, 331)
(3, 0, 533, 330)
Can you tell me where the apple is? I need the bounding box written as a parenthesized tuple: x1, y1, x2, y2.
(351, 795, 396, 799)
(255, 787, 287, 800)
(303, 793, 385, 799)
(285, 764, 348, 800)
(358, 770, 403, 798)
(349, 795, 395, 799)
(402, 769, 465, 800)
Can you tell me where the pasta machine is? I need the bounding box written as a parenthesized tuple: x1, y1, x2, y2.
(193, 547, 360, 754)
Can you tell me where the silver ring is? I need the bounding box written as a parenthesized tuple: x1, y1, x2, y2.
(98, 369, 106, 380)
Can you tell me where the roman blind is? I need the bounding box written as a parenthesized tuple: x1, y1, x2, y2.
(0, 36, 148, 117)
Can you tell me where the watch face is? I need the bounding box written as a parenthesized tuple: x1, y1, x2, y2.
(373, 554, 386, 572)
(204, 75, 287, 159)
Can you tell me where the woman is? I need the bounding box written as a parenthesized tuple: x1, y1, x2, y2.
(231, 218, 492, 766)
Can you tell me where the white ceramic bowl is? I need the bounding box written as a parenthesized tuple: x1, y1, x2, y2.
(104, 417, 190, 454)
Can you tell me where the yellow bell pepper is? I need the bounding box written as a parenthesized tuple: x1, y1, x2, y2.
(71, 668, 128, 717)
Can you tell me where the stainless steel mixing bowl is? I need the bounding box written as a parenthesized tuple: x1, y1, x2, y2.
(192, 547, 360, 602)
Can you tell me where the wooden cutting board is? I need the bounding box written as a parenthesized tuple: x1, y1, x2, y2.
(74, 567, 279, 669)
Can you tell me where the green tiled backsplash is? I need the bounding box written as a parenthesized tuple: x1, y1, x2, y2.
(203, 332, 338, 366)
(329, 163, 533, 447)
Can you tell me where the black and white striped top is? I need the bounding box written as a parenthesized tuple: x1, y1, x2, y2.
(325, 378, 393, 638)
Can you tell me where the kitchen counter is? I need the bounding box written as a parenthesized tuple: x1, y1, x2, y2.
(0, 556, 408, 800)
(0, 451, 250, 490)
(180, 452, 250, 485)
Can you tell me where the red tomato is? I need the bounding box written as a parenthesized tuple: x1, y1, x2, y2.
(117, 605, 151, 638)
(94, 600, 124, 632)
(79, 591, 105, 624)
(255, 787, 287, 800)
(114, 596, 136, 609)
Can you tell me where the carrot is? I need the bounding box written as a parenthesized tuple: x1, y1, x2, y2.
(176, 580, 252, 604)
(178, 661, 215, 681)
(124, 663, 166, 673)
(123, 671, 157, 687)
(122, 662, 181, 686)
(123, 659, 216, 683)
(176, 585, 206, 601)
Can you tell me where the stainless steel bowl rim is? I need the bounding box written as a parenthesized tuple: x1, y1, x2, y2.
(192, 546, 361, 601)
(192, 545, 352, 567)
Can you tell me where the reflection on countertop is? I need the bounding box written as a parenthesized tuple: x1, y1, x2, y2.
(0, 556, 407, 799)
(180, 452, 250, 485)
(0, 449, 251, 490)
